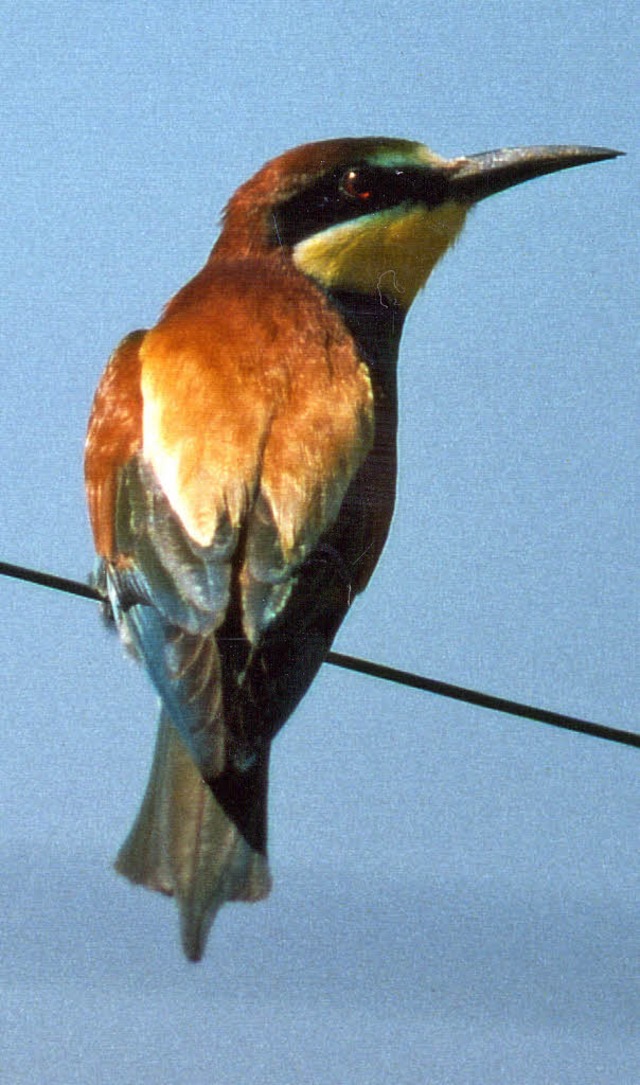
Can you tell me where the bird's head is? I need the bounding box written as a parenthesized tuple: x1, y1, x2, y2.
(216, 137, 621, 309)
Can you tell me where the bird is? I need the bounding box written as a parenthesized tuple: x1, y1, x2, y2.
(85, 135, 620, 961)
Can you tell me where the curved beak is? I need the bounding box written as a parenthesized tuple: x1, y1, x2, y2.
(446, 144, 623, 203)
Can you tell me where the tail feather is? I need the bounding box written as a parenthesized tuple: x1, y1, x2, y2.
(115, 711, 272, 961)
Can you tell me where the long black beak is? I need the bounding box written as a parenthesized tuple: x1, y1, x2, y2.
(447, 145, 623, 203)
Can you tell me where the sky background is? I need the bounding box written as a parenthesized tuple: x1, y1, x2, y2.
(0, 3, 637, 1083)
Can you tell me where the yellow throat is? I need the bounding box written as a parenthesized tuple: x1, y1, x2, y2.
(293, 200, 469, 307)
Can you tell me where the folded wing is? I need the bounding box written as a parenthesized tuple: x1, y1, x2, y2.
(84, 266, 375, 956)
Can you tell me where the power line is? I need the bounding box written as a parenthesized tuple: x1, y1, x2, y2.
(1, 558, 637, 750)
(0, 559, 102, 602)
(326, 653, 639, 749)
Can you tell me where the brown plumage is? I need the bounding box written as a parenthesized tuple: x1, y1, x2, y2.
(85, 135, 620, 959)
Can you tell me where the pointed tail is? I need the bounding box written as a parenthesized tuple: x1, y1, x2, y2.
(115, 711, 272, 961)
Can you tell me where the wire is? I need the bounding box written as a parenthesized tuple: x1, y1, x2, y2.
(326, 652, 639, 749)
(1, 558, 637, 750)
(0, 559, 102, 602)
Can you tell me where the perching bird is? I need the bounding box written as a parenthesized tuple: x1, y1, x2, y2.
(85, 136, 619, 961)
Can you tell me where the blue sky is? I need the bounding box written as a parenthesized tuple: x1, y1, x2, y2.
(1, 3, 637, 1083)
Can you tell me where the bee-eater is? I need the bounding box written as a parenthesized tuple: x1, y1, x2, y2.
(85, 136, 619, 960)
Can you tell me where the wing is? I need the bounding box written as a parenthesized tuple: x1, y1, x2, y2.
(85, 330, 145, 560)
(85, 269, 395, 958)
(85, 265, 376, 831)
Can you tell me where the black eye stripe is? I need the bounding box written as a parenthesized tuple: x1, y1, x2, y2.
(271, 164, 449, 248)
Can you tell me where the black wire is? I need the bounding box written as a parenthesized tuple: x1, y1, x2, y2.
(1, 558, 637, 749)
(0, 560, 102, 602)
(326, 652, 640, 749)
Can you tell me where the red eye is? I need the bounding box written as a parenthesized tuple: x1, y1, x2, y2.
(340, 168, 372, 201)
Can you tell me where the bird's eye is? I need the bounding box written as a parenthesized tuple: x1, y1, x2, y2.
(339, 168, 373, 201)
